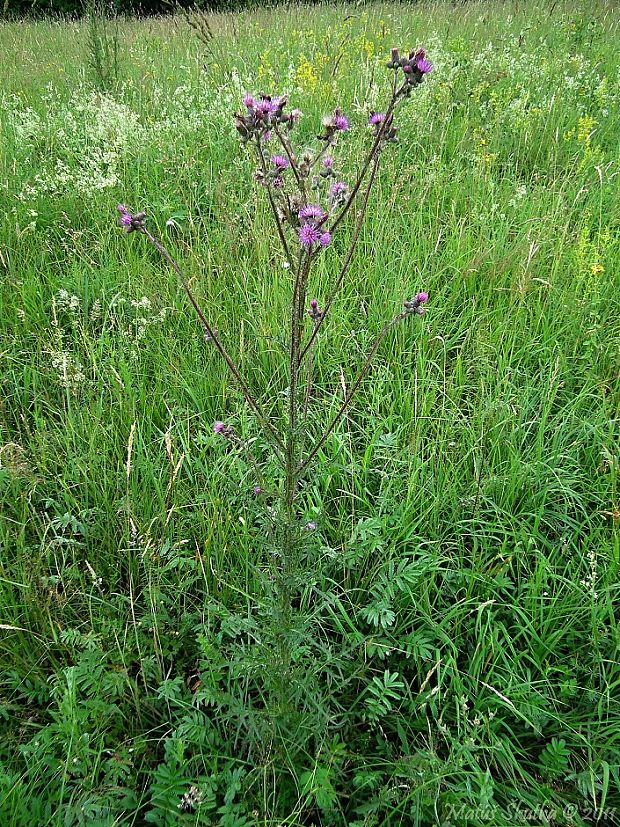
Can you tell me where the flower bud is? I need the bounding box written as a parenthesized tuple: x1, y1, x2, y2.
(308, 298, 323, 321)
(213, 421, 235, 438)
(404, 292, 429, 315)
(387, 47, 400, 69)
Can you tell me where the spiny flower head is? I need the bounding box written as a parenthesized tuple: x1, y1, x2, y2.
(299, 203, 326, 221)
(298, 201, 331, 248)
(254, 97, 277, 118)
(117, 204, 146, 233)
(234, 93, 292, 141)
(386, 47, 401, 69)
(404, 292, 429, 315)
(370, 110, 398, 142)
(213, 421, 235, 438)
(271, 154, 289, 170)
(319, 154, 336, 179)
(329, 181, 347, 198)
(308, 298, 323, 321)
(391, 47, 433, 91)
(333, 110, 349, 131)
(329, 181, 348, 209)
(299, 224, 322, 247)
(416, 57, 433, 74)
(299, 223, 332, 249)
(320, 108, 350, 141)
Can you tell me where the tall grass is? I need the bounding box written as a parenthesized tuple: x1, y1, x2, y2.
(85, 0, 120, 91)
(0, 2, 619, 824)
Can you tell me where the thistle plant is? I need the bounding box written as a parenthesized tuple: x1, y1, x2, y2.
(117, 47, 432, 719)
(85, 0, 120, 92)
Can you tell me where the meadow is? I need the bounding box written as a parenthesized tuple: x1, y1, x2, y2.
(1, 1, 620, 824)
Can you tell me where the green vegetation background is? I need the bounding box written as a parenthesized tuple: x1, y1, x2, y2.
(0, 2, 619, 824)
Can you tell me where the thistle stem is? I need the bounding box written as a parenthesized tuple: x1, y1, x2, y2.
(255, 136, 292, 263)
(274, 125, 306, 198)
(141, 227, 286, 462)
(330, 86, 402, 234)
(297, 311, 409, 475)
(298, 152, 381, 364)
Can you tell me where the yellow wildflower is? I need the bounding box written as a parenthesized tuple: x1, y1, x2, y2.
(295, 57, 318, 92)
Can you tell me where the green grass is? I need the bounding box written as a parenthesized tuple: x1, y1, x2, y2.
(1, 1, 620, 824)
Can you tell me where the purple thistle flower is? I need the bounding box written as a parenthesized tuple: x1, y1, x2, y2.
(117, 204, 132, 224)
(117, 203, 146, 232)
(322, 155, 334, 169)
(333, 111, 349, 131)
(308, 298, 323, 321)
(271, 154, 289, 170)
(329, 181, 347, 198)
(416, 57, 433, 74)
(299, 204, 326, 221)
(272, 95, 287, 110)
(299, 224, 322, 247)
(319, 231, 332, 247)
(253, 484, 263, 495)
(213, 421, 235, 438)
(369, 111, 386, 125)
(255, 98, 276, 118)
(404, 291, 429, 315)
(272, 176, 284, 188)
(243, 93, 255, 109)
(305, 521, 317, 531)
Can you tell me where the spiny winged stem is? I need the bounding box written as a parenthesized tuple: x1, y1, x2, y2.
(245, 57, 432, 682)
(277, 247, 312, 646)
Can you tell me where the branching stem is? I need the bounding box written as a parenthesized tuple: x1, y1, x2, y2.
(297, 311, 409, 475)
(255, 136, 292, 263)
(299, 152, 381, 364)
(140, 227, 286, 462)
